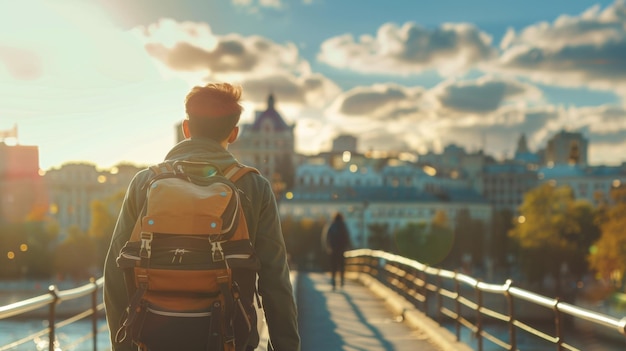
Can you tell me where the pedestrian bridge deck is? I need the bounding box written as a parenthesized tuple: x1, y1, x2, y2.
(295, 271, 469, 351)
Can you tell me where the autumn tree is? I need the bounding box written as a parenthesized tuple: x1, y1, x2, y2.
(89, 190, 124, 269)
(509, 183, 599, 294)
(588, 185, 626, 289)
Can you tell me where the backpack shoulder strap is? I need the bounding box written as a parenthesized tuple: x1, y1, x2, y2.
(149, 161, 175, 176)
(224, 163, 260, 183)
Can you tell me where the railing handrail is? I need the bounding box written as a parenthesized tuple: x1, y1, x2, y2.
(346, 248, 626, 350)
(0, 277, 105, 351)
(0, 277, 104, 320)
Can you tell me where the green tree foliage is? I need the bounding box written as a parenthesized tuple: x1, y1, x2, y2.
(281, 216, 327, 271)
(89, 190, 124, 269)
(393, 222, 428, 261)
(54, 225, 97, 280)
(0, 220, 56, 278)
(490, 209, 516, 268)
(22, 220, 55, 278)
(446, 208, 485, 269)
(394, 210, 454, 266)
(0, 221, 27, 278)
(509, 183, 599, 291)
(588, 185, 626, 288)
(367, 222, 393, 251)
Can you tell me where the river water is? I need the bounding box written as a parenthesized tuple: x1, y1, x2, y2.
(443, 322, 626, 351)
(0, 318, 111, 351)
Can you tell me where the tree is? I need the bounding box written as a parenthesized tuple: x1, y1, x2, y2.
(54, 225, 97, 280)
(367, 222, 392, 251)
(393, 210, 454, 266)
(588, 185, 626, 289)
(393, 222, 429, 262)
(490, 209, 515, 269)
(281, 216, 327, 271)
(509, 183, 599, 295)
(447, 208, 486, 269)
(89, 190, 124, 269)
(428, 210, 455, 266)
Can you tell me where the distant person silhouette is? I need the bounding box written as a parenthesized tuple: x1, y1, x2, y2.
(323, 212, 351, 290)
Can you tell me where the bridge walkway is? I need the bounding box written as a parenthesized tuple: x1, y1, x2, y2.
(296, 271, 470, 351)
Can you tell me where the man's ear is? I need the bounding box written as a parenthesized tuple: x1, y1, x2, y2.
(227, 126, 239, 144)
(182, 119, 191, 139)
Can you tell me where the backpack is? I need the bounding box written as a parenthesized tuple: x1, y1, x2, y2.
(114, 160, 261, 351)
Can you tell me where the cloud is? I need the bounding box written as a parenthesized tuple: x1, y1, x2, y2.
(232, 0, 283, 9)
(134, 18, 343, 109)
(497, 0, 626, 91)
(238, 72, 341, 109)
(318, 22, 497, 76)
(138, 20, 308, 76)
(329, 84, 424, 121)
(0, 46, 42, 80)
(434, 76, 543, 113)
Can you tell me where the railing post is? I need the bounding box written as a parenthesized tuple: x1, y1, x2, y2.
(554, 298, 563, 351)
(436, 271, 443, 324)
(475, 281, 483, 351)
(504, 280, 516, 351)
(454, 271, 461, 342)
(91, 277, 98, 351)
(48, 285, 59, 351)
(421, 269, 428, 316)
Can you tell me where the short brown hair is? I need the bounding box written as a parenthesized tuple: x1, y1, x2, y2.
(184, 83, 243, 141)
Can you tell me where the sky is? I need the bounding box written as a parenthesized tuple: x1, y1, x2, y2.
(1, 0, 625, 171)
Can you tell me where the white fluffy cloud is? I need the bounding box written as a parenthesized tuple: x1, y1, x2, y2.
(318, 22, 497, 76)
(497, 1, 626, 91)
(134, 18, 340, 110)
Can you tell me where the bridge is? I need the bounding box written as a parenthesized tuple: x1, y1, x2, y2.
(2, 250, 626, 351)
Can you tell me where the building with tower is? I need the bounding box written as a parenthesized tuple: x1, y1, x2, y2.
(545, 130, 588, 166)
(229, 93, 296, 195)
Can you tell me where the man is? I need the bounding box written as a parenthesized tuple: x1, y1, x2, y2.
(323, 212, 351, 290)
(104, 83, 300, 351)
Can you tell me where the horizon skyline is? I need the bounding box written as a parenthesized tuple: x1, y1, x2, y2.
(4, 123, 614, 172)
(1, 0, 625, 170)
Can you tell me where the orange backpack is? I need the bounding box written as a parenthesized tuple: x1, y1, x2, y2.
(115, 160, 261, 351)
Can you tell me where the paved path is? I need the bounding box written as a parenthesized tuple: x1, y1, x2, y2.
(297, 272, 449, 351)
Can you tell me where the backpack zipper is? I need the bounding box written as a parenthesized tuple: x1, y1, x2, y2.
(147, 307, 211, 318)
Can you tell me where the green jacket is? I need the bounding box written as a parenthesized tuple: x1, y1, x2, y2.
(103, 138, 300, 351)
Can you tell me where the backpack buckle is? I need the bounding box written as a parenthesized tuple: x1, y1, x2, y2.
(140, 232, 153, 258)
(211, 241, 225, 262)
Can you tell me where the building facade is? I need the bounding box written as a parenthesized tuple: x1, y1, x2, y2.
(229, 94, 296, 193)
(0, 142, 46, 223)
(44, 163, 142, 235)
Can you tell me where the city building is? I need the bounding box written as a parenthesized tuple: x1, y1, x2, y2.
(481, 162, 539, 214)
(544, 130, 588, 166)
(229, 93, 296, 194)
(537, 164, 626, 206)
(0, 141, 46, 223)
(284, 162, 492, 248)
(44, 163, 142, 235)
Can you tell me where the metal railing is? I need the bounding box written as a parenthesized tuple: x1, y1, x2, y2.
(345, 249, 626, 351)
(0, 277, 105, 351)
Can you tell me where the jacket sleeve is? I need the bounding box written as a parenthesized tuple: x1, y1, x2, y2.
(245, 175, 301, 351)
(103, 171, 148, 351)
